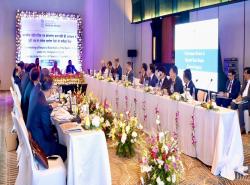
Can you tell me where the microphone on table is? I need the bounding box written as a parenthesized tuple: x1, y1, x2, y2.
(206, 78, 213, 101)
(207, 78, 213, 89)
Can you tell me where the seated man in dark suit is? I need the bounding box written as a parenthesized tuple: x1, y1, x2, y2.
(168, 65, 184, 95)
(183, 69, 195, 96)
(27, 76, 67, 161)
(231, 67, 250, 133)
(139, 63, 148, 84)
(66, 60, 78, 74)
(12, 61, 25, 89)
(216, 69, 240, 107)
(13, 62, 25, 90)
(148, 64, 158, 87)
(125, 61, 134, 83)
(158, 67, 169, 90)
(21, 63, 36, 96)
(112, 58, 122, 80)
(105, 61, 114, 78)
(100, 60, 106, 75)
(21, 68, 40, 123)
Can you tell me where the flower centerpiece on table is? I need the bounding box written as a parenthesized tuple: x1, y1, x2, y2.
(93, 72, 103, 80)
(106, 76, 114, 82)
(80, 92, 99, 114)
(140, 132, 184, 185)
(111, 113, 143, 158)
(170, 92, 185, 101)
(81, 114, 104, 130)
(144, 86, 154, 93)
(200, 101, 218, 111)
(123, 80, 132, 88)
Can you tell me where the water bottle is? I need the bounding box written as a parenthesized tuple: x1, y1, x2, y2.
(207, 91, 210, 102)
(115, 74, 119, 82)
(192, 87, 196, 100)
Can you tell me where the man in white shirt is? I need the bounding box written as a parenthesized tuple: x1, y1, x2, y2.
(231, 67, 250, 133)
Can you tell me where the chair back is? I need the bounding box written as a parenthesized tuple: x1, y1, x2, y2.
(12, 112, 38, 184)
(11, 76, 15, 89)
(197, 90, 207, 102)
(13, 83, 22, 103)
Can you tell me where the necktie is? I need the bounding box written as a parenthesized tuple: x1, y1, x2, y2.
(228, 81, 232, 93)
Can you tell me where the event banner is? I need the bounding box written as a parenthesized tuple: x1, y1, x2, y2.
(17, 12, 81, 71)
(175, 19, 219, 92)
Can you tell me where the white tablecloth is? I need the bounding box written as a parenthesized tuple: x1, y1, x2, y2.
(85, 75, 245, 180)
(52, 116, 112, 185)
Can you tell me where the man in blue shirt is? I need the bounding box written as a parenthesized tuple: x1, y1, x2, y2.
(66, 60, 78, 74)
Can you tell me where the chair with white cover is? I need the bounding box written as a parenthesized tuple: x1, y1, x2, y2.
(11, 76, 15, 89)
(197, 90, 207, 102)
(12, 112, 66, 185)
(10, 87, 24, 162)
(244, 110, 250, 134)
(13, 83, 22, 104)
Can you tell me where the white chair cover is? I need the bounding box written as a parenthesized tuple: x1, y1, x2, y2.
(13, 83, 21, 104)
(244, 110, 250, 133)
(12, 112, 66, 185)
(197, 90, 207, 102)
(11, 76, 15, 89)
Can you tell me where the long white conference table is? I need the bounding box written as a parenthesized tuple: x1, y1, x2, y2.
(51, 108, 112, 185)
(85, 75, 246, 180)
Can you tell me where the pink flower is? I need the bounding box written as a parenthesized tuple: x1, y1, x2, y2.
(152, 146, 159, 153)
(173, 162, 177, 169)
(164, 164, 169, 172)
(142, 156, 148, 164)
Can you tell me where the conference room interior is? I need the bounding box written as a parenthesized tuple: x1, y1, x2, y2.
(1, 0, 250, 185)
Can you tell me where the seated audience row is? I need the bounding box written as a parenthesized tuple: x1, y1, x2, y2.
(15, 59, 67, 161)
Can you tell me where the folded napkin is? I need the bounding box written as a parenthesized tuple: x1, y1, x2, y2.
(52, 107, 74, 122)
(60, 122, 83, 133)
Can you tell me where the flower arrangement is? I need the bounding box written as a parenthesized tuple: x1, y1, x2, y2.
(93, 72, 104, 80)
(51, 73, 85, 85)
(200, 101, 218, 111)
(144, 86, 154, 93)
(106, 76, 114, 82)
(170, 92, 184, 101)
(123, 80, 132, 88)
(140, 132, 184, 185)
(101, 100, 115, 138)
(111, 114, 143, 158)
(81, 114, 104, 130)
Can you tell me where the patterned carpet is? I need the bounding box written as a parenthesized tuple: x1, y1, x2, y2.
(1, 91, 250, 185)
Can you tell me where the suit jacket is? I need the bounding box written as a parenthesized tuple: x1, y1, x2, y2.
(139, 72, 148, 84)
(240, 81, 250, 101)
(148, 74, 158, 87)
(239, 81, 250, 115)
(101, 66, 106, 75)
(160, 77, 170, 90)
(66, 64, 78, 74)
(21, 72, 30, 96)
(27, 87, 56, 156)
(21, 81, 34, 123)
(225, 79, 240, 99)
(185, 80, 195, 96)
(13, 69, 22, 90)
(167, 76, 184, 95)
(113, 65, 122, 80)
(126, 70, 134, 83)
